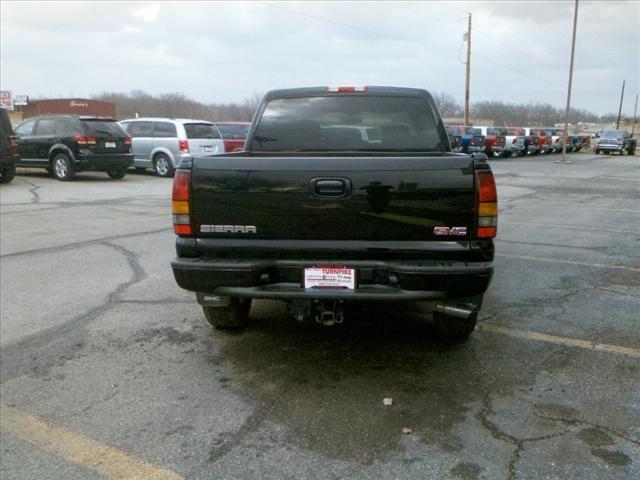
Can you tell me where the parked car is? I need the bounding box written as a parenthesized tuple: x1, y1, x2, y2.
(544, 128, 566, 153)
(445, 125, 484, 154)
(171, 86, 497, 341)
(213, 122, 251, 153)
(0, 107, 18, 184)
(501, 127, 526, 156)
(594, 130, 636, 155)
(13, 115, 133, 181)
(521, 128, 541, 155)
(526, 128, 551, 154)
(476, 126, 507, 157)
(120, 118, 225, 177)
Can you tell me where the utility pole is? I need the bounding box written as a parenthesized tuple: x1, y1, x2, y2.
(616, 80, 625, 129)
(558, 0, 579, 164)
(632, 94, 638, 137)
(463, 13, 472, 126)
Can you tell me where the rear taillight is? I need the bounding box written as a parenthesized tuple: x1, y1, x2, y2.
(325, 86, 368, 93)
(124, 135, 132, 145)
(512, 138, 517, 144)
(179, 139, 189, 153)
(476, 170, 497, 238)
(172, 170, 192, 236)
(74, 135, 97, 145)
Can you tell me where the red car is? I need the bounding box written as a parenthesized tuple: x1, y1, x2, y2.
(213, 122, 251, 152)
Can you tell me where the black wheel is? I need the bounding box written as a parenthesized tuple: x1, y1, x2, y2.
(629, 146, 636, 155)
(0, 162, 16, 184)
(153, 153, 174, 177)
(433, 310, 478, 341)
(202, 299, 251, 329)
(51, 153, 75, 181)
(594, 149, 600, 154)
(107, 167, 128, 179)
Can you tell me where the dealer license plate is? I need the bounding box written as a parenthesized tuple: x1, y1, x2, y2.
(304, 266, 356, 290)
(105, 142, 116, 148)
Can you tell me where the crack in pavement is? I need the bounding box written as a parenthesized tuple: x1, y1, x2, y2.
(476, 395, 571, 480)
(21, 180, 42, 204)
(0, 196, 168, 215)
(533, 409, 640, 447)
(206, 380, 287, 465)
(0, 241, 148, 383)
(0, 227, 172, 259)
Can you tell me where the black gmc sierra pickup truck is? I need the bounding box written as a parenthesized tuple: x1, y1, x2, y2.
(171, 86, 497, 340)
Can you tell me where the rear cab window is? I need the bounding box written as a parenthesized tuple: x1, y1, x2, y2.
(252, 95, 443, 152)
(184, 123, 221, 139)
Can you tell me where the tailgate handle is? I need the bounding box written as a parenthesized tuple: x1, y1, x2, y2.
(312, 178, 351, 197)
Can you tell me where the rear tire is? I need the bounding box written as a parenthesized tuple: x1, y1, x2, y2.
(0, 162, 16, 184)
(107, 167, 128, 179)
(433, 310, 478, 341)
(51, 153, 75, 181)
(153, 153, 174, 178)
(202, 299, 251, 329)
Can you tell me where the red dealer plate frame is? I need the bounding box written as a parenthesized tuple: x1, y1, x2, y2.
(303, 265, 357, 290)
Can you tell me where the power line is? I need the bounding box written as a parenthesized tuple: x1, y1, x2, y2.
(258, 2, 459, 54)
(258, 2, 618, 100)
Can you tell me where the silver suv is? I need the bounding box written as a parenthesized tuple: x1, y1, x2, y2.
(119, 118, 225, 177)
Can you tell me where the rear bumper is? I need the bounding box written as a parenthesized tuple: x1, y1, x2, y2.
(171, 257, 494, 301)
(596, 144, 624, 151)
(76, 153, 133, 171)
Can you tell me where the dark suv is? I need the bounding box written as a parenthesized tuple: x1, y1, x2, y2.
(14, 115, 134, 181)
(0, 107, 19, 184)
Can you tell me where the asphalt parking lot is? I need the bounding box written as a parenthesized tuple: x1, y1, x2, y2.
(1, 153, 638, 480)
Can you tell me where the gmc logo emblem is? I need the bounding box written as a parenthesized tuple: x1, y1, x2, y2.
(434, 226, 467, 236)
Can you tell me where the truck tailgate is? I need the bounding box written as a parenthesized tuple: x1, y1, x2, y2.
(191, 154, 476, 242)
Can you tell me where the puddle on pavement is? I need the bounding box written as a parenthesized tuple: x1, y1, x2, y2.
(209, 301, 552, 463)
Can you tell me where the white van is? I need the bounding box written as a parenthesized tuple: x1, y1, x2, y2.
(119, 118, 225, 177)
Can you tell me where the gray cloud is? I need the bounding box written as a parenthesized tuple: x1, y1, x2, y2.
(1, 1, 638, 115)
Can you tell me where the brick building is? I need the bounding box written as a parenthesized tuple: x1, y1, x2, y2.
(20, 98, 115, 120)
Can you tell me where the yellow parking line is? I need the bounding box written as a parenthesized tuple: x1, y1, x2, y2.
(507, 221, 639, 235)
(497, 253, 640, 272)
(478, 323, 640, 359)
(0, 404, 184, 480)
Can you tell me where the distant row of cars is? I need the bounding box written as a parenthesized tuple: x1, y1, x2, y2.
(0, 108, 251, 182)
(445, 125, 617, 157)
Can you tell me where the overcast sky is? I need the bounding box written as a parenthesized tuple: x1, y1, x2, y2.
(1, 1, 638, 115)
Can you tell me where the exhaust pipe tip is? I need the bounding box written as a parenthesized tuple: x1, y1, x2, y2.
(434, 303, 477, 319)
